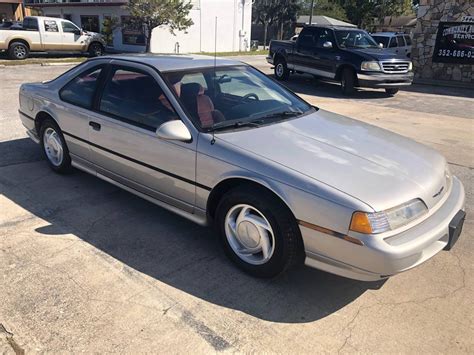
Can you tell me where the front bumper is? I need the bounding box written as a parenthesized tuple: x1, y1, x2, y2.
(301, 176, 465, 281)
(357, 71, 414, 88)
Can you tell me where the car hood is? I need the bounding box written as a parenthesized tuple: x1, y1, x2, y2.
(217, 110, 447, 211)
(348, 48, 407, 61)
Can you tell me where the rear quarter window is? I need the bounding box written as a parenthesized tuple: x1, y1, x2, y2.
(59, 66, 103, 108)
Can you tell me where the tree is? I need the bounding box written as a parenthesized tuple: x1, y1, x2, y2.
(101, 17, 120, 47)
(299, 0, 348, 22)
(126, 0, 194, 52)
(252, 0, 279, 49)
(276, 0, 300, 40)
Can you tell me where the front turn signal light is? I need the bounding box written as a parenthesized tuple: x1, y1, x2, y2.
(349, 212, 373, 234)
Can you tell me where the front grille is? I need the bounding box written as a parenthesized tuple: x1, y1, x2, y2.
(381, 61, 410, 74)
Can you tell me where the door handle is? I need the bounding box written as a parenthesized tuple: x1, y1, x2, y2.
(89, 121, 101, 131)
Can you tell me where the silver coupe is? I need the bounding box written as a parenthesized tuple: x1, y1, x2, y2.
(18, 54, 466, 280)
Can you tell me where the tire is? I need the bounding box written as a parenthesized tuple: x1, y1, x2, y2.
(385, 88, 399, 96)
(40, 118, 72, 173)
(215, 186, 304, 278)
(340, 67, 356, 95)
(88, 42, 104, 57)
(8, 42, 29, 60)
(274, 58, 290, 81)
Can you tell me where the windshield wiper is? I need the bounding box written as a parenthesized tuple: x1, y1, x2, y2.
(209, 119, 264, 132)
(258, 110, 303, 121)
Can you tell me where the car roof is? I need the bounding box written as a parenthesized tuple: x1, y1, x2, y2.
(25, 16, 68, 22)
(94, 54, 244, 72)
(372, 32, 405, 36)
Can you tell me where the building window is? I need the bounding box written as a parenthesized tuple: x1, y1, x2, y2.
(80, 15, 99, 33)
(121, 16, 145, 46)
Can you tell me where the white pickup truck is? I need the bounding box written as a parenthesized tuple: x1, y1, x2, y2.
(0, 16, 106, 60)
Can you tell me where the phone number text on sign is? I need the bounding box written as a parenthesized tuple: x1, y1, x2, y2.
(437, 49, 473, 58)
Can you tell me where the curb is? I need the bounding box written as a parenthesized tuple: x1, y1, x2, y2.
(41, 62, 80, 66)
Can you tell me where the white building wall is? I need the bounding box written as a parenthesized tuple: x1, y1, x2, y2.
(150, 0, 252, 54)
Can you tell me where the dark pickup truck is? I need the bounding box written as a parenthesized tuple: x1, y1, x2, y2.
(267, 25, 414, 96)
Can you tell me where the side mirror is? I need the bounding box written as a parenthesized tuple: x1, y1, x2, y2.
(323, 41, 333, 49)
(379, 43, 384, 48)
(156, 120, 192, 142)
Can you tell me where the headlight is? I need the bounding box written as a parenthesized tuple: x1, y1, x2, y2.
(350, 199, 428, 234)
(408, 62, 413, 71)
(361, 61, 381, 71)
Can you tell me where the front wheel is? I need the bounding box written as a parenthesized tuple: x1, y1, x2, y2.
(88, 42, 104, 57)
(40, 119, 72, 173)
(385, 88, 399, 96)
(215, 186, 304, 278)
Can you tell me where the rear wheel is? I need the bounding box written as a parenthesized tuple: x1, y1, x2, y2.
(215, 186, 304, 278)
(40, 119, 72, 173)
(8, 42, 29, 60)
(341, 67, 356, 95)
(385, 88, 399, 96)
(274, 58, 290, 81)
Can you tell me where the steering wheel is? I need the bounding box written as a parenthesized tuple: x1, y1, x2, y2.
(241, 93, 259, 103)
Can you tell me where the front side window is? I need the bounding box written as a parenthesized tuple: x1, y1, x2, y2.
(163, 65, 313, 130)
(60, 66, 103, 108)
(99, 67, 178, 131)
(396, 36, 405, 47)
(314, 29, 334, 48)
(404, 35, 412, 46)
(389, 37, 397, 48)
(62, 21, 80, 34)
(335, 30, 379, 49)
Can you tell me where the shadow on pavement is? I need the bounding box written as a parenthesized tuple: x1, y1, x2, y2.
(1, 138, 386, 324)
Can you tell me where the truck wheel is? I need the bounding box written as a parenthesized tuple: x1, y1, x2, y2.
(274, 58, 290, 81)
(341, 68, 356, 95)
(215, 185, 304, 278)
(8, 42, 29, 60)
(88, 42, 104, 57)
(385, 88, 399, 96)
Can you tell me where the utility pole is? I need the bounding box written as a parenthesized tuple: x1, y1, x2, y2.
(309, 0, 315, 25)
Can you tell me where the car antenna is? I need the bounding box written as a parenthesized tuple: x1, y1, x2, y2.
(211, 16, 217, 145)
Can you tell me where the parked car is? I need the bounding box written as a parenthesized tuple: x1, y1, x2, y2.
(0, 16, 105, 60)
(371, 32, 412, 58)
(18, 55, 465, 281)
(267, 25, 414, 96)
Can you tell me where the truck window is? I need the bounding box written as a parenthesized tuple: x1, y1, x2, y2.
(23, 17, 39, 31)
(315, 28, 334, 48)
(396, 36, 405, 47)
(62, 21, 80, 34)
(389, 37, 397, 48)
(298, 28, 316, 47)
(404, 35, 411, 46)
(44, 20, 59, 32)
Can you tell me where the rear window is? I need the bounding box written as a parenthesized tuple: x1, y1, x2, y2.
(23, 17, 39, 31)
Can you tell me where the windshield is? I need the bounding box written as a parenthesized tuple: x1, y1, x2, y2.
(371, 35, 389, 48)
(162, 65, 313, 131)
(335, 30, 380, 49)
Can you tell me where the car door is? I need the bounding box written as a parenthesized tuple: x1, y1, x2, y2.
(396, 35, 407, 56)
(56, 62, 109, 164)
(60, 20, 86, 51)
(311, 28, 336, 79)
(387, 36, 398, 55)
(41, 19, 62, 50)
(87, 61, 197, 212)
(293, 27, 317, 71)
(403, 35, 412, 57)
